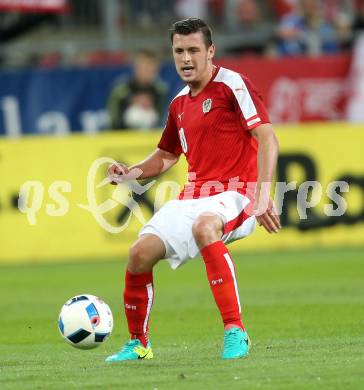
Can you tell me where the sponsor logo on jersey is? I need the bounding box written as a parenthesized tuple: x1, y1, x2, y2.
(202, 98, 212, 113)
(177, 112, 184, 121)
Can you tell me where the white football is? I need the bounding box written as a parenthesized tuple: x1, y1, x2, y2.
(58, 294, 113, 349)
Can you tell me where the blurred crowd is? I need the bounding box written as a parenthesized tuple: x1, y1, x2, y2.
(172, 0, 364, 56)
(1, 0, 364, 68)
(107, 50, 168, 131)
(126, 0, 364, 53)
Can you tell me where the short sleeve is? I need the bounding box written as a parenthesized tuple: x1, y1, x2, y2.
(158, 110, 183, 155)
(232, 75, 271, 131)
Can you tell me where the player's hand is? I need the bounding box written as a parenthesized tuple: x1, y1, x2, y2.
(107, 162, 130, 185)
(254, 197, 281, 234)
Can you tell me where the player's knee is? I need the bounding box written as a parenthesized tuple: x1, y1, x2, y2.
(128, 242, 153, 274)
(192, 215, 222, 247)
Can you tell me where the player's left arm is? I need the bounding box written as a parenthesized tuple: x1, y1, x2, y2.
(251, 123, 281, 233)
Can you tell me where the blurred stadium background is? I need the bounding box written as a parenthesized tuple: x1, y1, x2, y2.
(0, 2, 363, 388)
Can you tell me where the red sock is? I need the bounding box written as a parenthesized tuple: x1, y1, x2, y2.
(123, 270, 154, 347)
(201, 241, 244, 330)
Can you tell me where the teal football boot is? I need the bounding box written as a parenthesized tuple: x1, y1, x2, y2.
(222, 327, 250, 360)
(105, 339, 153, 362)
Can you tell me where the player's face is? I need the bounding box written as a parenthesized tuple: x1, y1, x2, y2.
(172, 32, 215, 85)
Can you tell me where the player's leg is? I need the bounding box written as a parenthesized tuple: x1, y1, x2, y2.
(124, 234, 165, 344)
(192, 213, 244, 329)
(105, 234, 165, 362)
(192, 213, 249, 359)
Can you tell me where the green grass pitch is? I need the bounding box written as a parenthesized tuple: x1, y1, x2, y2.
(1, 247, 363, 390)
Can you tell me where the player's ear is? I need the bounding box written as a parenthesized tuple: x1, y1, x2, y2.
(208, 44, 216, 60)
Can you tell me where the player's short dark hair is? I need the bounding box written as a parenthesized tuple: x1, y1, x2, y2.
(170, 18, 213, 48)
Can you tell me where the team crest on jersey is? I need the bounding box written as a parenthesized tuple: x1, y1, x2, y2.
(202, 98, 212, 113)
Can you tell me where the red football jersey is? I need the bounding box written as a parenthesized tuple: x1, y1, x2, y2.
(158, 66, 270, 199)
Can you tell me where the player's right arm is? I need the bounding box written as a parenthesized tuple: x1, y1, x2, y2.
(108, 103, 182, 185)
(107, 148, 179, 185)
(131, 148, 180, 178)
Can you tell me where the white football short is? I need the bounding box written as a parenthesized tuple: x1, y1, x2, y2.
(139, 191, 256, 269)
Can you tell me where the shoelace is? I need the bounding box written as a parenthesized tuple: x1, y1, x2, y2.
(224, 329, 241, 348)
